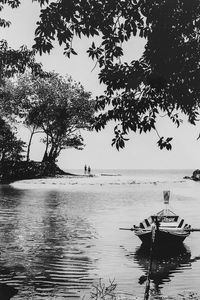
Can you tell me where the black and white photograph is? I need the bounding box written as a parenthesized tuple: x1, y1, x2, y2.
(0, 1, 200, 299)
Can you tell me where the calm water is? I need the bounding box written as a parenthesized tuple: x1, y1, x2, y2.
(0, 169, 200, 299)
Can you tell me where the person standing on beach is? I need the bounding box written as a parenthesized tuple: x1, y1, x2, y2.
(88, 166, 91, 175)
(84, 165, 87, 175)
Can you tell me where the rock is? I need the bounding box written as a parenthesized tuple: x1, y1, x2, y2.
(0, 283, 18, 300)
(184, 169, 200, 181)
(191, 169, 200, 181)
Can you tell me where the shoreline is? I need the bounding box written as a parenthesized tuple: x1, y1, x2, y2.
(0, 161, 86, 185)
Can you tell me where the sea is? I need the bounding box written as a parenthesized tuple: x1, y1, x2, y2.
(0, 169, 200, 299)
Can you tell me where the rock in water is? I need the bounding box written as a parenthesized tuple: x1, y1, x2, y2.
(0, 284, 18, 299)
(184, 169, 200, 181)
(192, 169, 200, 181)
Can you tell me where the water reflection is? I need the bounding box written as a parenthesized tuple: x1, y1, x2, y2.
(131, 244, 191, 296)
(0, 187, 96, 299)
(1, 181, 200, 299)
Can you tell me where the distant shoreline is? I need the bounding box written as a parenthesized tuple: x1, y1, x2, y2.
(1, 166, 197, 186)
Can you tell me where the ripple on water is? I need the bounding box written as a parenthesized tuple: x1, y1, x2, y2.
(0, 249, 95, 298)
(1, 177, 200, 299)
(0, 200, 97, 299)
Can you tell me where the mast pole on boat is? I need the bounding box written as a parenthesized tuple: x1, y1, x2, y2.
(163, 190, 170, 215)
(144, 224, 156, 300)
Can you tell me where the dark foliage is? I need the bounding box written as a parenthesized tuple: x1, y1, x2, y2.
(0, 0, 199, 150)
(0, 160, 68, 183)
(0, 40, 44, 82)
(0, 2, 46, 91)
(0, 117, 25, 162)
(31, 0, 200, 150)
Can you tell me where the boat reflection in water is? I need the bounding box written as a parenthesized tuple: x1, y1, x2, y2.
(132, 244, 191, 296)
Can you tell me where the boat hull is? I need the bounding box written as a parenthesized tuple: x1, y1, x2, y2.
(135, 229, 189, 247)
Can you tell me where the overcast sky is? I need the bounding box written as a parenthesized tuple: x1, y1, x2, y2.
(1, 1, 200, 170)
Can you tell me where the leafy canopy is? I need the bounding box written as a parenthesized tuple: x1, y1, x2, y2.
(0, 1, 46, 85)
(31, 0, 200, 150)
(0, 0, 200, 150)
(0, 118, 25, 162)
(11, 72, 95, 162)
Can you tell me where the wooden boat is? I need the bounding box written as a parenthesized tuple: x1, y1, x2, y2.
(120, 191, 197, 300)
(133, 191, 191, 247)
(120, 191, 200, 247)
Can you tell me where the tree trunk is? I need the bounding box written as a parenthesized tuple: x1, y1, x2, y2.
(1, 150, 5, 163)
(51, 142, 59, 161)
(47, 145, 54, 162)
(42, 134, 49, 162)
(52, 149, 59, 162)
(26, 127, 36, 161)
(43, 135, 60, 163)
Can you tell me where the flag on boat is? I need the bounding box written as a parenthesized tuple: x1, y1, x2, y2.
(163, 190, 170, 204)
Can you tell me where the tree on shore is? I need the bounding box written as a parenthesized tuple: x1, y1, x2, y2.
(0, 118, 25, 162)
(10, 72, 95, 163)
(0, 41, 45, 161)
(0, 4, 45, 165)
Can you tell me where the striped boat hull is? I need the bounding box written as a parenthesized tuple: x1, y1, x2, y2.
(135, 229, 190, 247)
(134, 208, 191, 247)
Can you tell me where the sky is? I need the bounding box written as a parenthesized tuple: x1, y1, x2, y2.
(1, 1, 200, 170)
